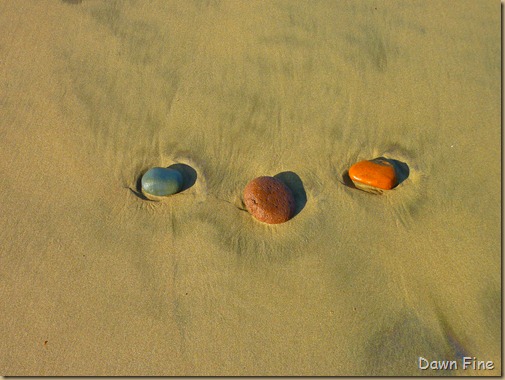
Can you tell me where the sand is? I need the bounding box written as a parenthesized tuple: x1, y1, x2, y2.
(0, 0, 500, 376)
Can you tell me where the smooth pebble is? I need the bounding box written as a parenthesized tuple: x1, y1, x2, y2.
(348, 158, 398, 194)
(141, 167, 183, 199)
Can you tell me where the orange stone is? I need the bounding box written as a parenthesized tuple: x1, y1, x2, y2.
(348, 158, 398, 194)
(243, 176, 295, 224)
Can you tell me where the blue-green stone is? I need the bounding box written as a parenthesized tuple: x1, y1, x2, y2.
(141, 167, 183, 197)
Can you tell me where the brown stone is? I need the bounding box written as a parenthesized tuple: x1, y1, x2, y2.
(243, 176, 295, 224)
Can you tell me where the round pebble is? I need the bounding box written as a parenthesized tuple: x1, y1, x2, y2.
(243, 176, 295, 224)
(348, 157, 398, 194)
(141, 167, 183, 199)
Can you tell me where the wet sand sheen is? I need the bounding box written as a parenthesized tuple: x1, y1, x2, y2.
(0, 0, 500, 376)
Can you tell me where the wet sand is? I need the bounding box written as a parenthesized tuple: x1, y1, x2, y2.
(0, 0, 500, 375)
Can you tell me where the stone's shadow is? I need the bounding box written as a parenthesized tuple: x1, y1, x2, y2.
(274, 171, 307, 218)
(383, 157, 410, 186)
(342, 157, 410, 189)
(62, 0, 83, 4)
(167, 163, 197, 192)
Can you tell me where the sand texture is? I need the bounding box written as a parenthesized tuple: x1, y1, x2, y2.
(0, 0, 500, 376)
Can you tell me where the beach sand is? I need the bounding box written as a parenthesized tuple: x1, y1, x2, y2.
(0, 0, 500, 375)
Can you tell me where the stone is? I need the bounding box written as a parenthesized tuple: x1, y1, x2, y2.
(243, 176, 295, 224)
(348, 157, 398, 194)
(141, 167, 183, 200)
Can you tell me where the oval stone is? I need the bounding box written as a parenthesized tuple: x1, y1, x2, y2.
(243, 176, 295, 224)
(141, 167, 183, 199)
(348, 158, 398, 194)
